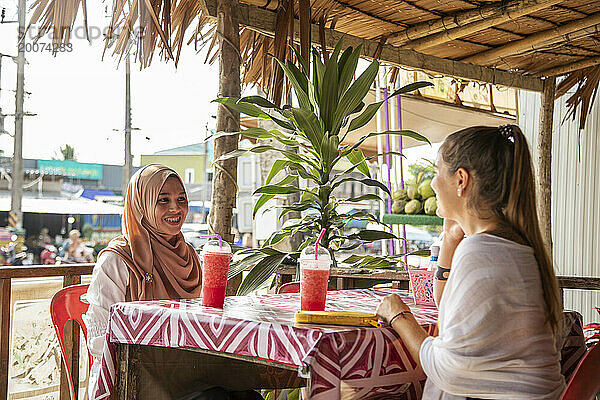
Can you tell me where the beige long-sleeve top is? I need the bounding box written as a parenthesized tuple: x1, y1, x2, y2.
(419, 234, 565, 399)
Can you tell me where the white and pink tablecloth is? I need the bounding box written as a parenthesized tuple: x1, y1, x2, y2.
(94, 288, 585, 400)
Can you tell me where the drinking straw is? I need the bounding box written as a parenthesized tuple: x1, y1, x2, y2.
(200, 234, 223, 249)
(314, 228, 326, 260)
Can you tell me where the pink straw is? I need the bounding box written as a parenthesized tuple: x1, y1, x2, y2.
(314, 228, 326, 260)
(200, 234, 223, 248)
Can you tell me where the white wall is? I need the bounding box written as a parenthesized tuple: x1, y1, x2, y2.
(518, 89, 600, 324)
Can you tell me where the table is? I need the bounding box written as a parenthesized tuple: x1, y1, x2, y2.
(94, 289, 586, 400)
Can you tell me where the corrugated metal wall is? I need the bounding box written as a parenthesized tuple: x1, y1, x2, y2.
(518, 89, 600, 324)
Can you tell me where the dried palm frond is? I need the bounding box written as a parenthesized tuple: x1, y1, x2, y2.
(28, 0, 87, 45)
(171, 0, 206, 66)
(555, 66, 600, 130)
(104, 0, 175, 66)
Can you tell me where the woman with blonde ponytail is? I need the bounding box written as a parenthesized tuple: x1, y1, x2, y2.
(376, 125, 564, 399)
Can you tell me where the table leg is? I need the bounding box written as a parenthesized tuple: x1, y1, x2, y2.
(336, 277, 355, 290)
(116, 344, 139, 399)
(392, 280, 409, 290)
(0, 279, 11, 400)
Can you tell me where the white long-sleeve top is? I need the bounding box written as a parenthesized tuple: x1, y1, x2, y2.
(82, 252, 129, 399)
(419, 234, 565, 400)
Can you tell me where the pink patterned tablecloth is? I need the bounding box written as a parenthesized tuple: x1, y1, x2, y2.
(94, 289, 586, 400)
(94, 289, 438, 399)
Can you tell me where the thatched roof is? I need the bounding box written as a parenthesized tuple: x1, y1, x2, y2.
(29, 0, 600, 127)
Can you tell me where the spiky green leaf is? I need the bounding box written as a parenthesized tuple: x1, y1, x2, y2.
(342, 130, 429, 157)
(345, 193, 383, 202)
(274, 58, 311, 110)
(266, 159, 291, 184)
(254, 185, 302, 195)
(237, 252, 288, 295)
(253, 193, 275, 217)
(331, 60, 379, 136)
(346, 81, 433, 133)
(331, 177, 391, 196)
(290, 108, 323, 151)
(229, 253, 264, 279)
(346, 149, 371, 178)
(347, 229, 397, 241)
(338, 44, 361, 97)
(239, 96, 280, 109)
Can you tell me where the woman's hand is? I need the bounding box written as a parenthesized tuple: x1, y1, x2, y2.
(443, 219, 465, 244)
(376, 294, 411, 324)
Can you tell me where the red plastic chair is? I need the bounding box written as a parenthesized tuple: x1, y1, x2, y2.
(50, 284, 93, 400)
(277, 281, 336, 294)
(560, 342, 600, 400)
(278, 282, 301, 294)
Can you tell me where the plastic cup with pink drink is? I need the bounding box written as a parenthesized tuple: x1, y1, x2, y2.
(200, 236, 232, 308)
(299, 245, 332, 311)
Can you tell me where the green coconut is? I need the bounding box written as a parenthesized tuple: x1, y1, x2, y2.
(418, 179, 435, 199)
(407, 184, 420, 200)
(392, 200, 405, 214)
(424, 196, 437, 215)
(405, 199, 423, 215)
(392, 188, 408, 202)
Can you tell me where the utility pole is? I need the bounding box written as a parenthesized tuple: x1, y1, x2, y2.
(0, 55, 5, 135)
(10, 0, 25, 228)
(122, 54, 132, 196)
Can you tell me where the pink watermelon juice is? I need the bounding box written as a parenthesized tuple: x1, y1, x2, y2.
(300, 268, 329, 311)
(201, 251, 232, 308)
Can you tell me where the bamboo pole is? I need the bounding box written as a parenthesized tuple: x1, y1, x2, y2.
(210, 0, 241, 294)
(533, 56, 600, 77)
(464, 12, 600, 64)
(514, 24, 600, 60)
(537, 77, 555, 256)
(202, 0, 545, 91)
(403, 0, 564, 51)
(389, 0, 561, 46)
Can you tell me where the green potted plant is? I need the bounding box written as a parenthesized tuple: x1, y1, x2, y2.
(209, 39, 432, 295)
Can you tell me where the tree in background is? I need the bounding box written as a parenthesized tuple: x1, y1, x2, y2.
(407, 159, 434, 184)
(53, 145, 77, 161)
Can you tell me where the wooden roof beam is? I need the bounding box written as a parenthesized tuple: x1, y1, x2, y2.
(402, 0, 564, 51)
(532, 56, 600, 76)
(389, 0, 562, 46)
(242, 0, 409, 29)
(463, 12, 600, 64)
(199, 0, 544, 91)
(502, 24, 600, 59)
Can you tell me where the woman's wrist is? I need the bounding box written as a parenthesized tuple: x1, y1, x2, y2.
(442, 233, 463, 248)
(388, 310, 413, 325)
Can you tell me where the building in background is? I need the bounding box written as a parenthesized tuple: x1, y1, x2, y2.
(140, 139, 260, 236)
(140, 142, 213, 224)
(0, 157, 138, 243)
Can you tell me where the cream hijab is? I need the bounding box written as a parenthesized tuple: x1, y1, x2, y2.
(102, 164, 202, 301)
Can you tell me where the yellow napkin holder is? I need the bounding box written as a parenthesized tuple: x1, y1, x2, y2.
(295, 311, 382, 328)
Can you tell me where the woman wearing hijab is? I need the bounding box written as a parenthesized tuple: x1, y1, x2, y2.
(83, 164, 202, 397)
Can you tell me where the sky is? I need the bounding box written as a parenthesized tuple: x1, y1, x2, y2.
(0, 0, 219, 166)
(0, 0, 436, 174)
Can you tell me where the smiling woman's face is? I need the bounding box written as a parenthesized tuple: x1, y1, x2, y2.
(431, 153, 460, 220)
(154, 176, 188, 237)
